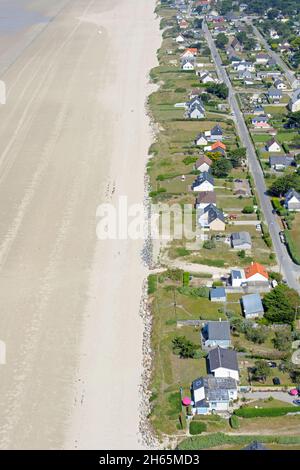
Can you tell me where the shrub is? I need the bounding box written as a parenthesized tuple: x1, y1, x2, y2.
(203, 240, 216, 250)
(183, 272, 190, 287)
(189, 421, 207, 435)
(284, 230, 300, 265)
(177, 286, 210, 298)
(148, 275, 157, 294)
(229, 415, 240, 429)
(183, 156, 198, 165)
(234, 406, 296, 418)
(176, 247, 190, 257)
(242, 205, 254, 214)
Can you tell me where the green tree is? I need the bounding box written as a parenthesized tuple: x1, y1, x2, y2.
(212, 158, 232, 177)
(245, 325, 268, 344)
(263, 285, 300, 324)
(206, 83, 229, 100)
(253, 360, 270, 381)
(216, 33, 228, 50)
(172, 336, 198, 359)
(228, 148, 246, 168)
(269, 174, 300, 197)
(242, 205, 254, 214)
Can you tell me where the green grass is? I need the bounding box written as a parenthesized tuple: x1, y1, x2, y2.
(235, 406, 297, 418)
(178, 432, 300, 450)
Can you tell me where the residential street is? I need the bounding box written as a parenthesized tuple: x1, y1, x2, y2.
(203, 21, 300, 293)
(249, 20, 299, 90)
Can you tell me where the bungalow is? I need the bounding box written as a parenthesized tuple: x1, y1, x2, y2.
(265, 138, 281, 153)
(289, 89, 300, 113)
(231, 231, 252, 250)
(198, 204, 226, 231)
(195, 155, 212, 172)
(209, 124, 223, 141)
(269, 155, 295, 170)
(207, 141, 226, 154)
(182, 47, 198, 57)
(274, 79, 287, 90)
(231, 268, 246, 287)
(253, 105, 264, 115)
(208, 347, 239, 381)
(194, 132, 208, 146)
(203, 321, 231, 348)
(199, 71, 217, 84)
(267, 87, 282, 102)
(270, 29, 279, 39)
(241, 293, 264, 319)
(191, 376, 238, 415)
(256, 53, 270, 65)
(175, 34, 185, 43)
(229, 54, 242, 65)
(244, 262, 269, 283)
(235, 61, 255, 73)
(182, 60, 195, 71)
(239, 71, 254, 82)
(230, 38, 243, 52)
(195, 191, 216, 210)
(192, 172, 214, 192)
(210, 287, 226, 302)
(252, 115, 270, 129)
(188, 102, 205, 119)
(284, 189, 300, 211)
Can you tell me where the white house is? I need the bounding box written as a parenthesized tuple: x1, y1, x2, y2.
(265, 138, 281, 152)
(274, 79, 287, 90)
(195, 191, 217, 210)
(192, 172, 214, 192)
(284, 189, 300, 211)
(188, 103, 205, 119)
(289, 89, 300, 113)
(231, 269, 246, 287)
(208, 347, 239, 382)
(182, 60, 194, 71)
(175, 34, 185, 43)
(191, 376, 238, 415)
(256, 53, 269, 65)
(194, 133, 208, 146)
(244, 262, 269, 283)
(195, 155, 212, 172)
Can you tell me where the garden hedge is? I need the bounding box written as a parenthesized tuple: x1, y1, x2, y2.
(234, 406, 297, 418)
(189, 421, 207, 435)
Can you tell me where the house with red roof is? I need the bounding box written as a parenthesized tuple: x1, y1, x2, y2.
(244, 262, 269, 283)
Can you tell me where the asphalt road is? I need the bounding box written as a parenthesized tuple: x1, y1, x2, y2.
(203, 21, 300, 292)
(249, 21, 299, 90)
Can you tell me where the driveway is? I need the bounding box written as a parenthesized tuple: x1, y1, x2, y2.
(242, 391, 298, 405)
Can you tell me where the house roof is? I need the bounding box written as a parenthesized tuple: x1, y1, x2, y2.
(231, 231, 252, 247)
(242, 293, 264, 315)
(193, 171, 214, 187)
(266, 137, 279, 149)
(268, 86, 282, 97)
(207, 321, 231, 341)
(210, 286, 226, 299)
(252, 115, 268, 122)
(285, 188, 300, 202)
(211, 141, 226, 150)
(196, 155, 212, 167)
(243, 441, 269, 451)
(195, 132, 207, 142)
(244, 262, 268, 279)
(290, 88, 300, 104)
(208, 347, 239, 371)
(192, 376, 237, 405)
(269, 155, 294, 166)
(205, 205, 225, 224)
(196, 191, 216, 204)
(210, 124, 223, 136)
(231, 269, 245, 280)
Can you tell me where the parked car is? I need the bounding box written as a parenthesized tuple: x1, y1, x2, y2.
(273, 377, 281, 385)
(289, 388, 299, 396)
(256, 224, 262, 231)
(267, 361, 277, 368)
(293, 399, 300, 405)
(279, 231, 285, 244)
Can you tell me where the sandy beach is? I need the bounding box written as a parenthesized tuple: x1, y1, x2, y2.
(0, 0, 160, 450)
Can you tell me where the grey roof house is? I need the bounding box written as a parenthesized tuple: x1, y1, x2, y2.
(210, 287, 226, 302)
(231, 231, 252, 250)
(267, 87, 282, 101)
(241, 293, 264, 319)
(208, 347, 239, 381)
(191, 376, 238, 414)
(203, 321, 231, 348)
(269, 155, 295, 170)
(284, 189, 300, 211)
